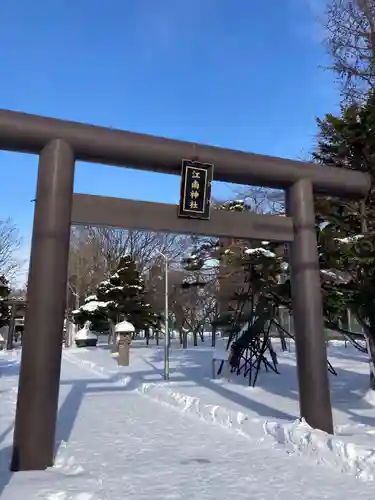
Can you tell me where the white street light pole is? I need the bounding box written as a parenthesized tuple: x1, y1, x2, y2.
(66, 282, 80, 347)
(156, 250, 170, 380)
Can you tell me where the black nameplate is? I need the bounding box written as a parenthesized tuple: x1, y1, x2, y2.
(178, 160, 214, 220)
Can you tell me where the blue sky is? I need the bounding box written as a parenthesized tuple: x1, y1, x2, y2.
(0, 0, 338, 281)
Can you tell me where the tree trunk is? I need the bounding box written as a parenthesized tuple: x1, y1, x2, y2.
(211, 324, 217, 348)
(276, 309, 287, 351)
(199, 327, 204, 342)
(6, 305, 16, 350)
(182, 330, 188, 349)
(279, 331, 287, 351)
(193, 330, 198, 347)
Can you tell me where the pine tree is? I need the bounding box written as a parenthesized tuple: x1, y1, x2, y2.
(96, 255, 160, 330)
(215, 240, 285, 341)
(186, 200, 285, 342)
(0, 275, 11, 328)
(72, 294, 110, 330)
(313, 89, 375, 387)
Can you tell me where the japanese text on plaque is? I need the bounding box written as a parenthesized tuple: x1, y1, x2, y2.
(182, 166, 207, 213)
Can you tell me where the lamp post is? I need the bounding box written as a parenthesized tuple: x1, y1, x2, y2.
(156, 249, 170, 380)
(66, 281, 80, 347)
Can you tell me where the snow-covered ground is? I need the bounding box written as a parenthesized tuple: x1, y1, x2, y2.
(1, 339, 375, 499)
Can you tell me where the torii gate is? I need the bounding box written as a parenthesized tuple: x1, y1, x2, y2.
(0, 109, 369, 471)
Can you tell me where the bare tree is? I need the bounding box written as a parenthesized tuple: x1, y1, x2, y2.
(10, 286, 27, 300)
(67, 226, 107, 310)
(324, 0, 375, 102)
(170, 279, 218, 347)
(67, 225, 192, 310)
(0, 218, 24, 280)
(225, 186, 284, 215)
(86, 227, 191, 275)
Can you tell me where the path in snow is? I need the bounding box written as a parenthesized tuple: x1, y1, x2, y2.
(64, 341, 375, 431)
(1, 348, 374, 499)
(63, 344, 375, 481)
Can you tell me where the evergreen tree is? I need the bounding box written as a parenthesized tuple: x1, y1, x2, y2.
(185, 200, 285, 341)
(0, 275, 11, 328)
(96, 255, 160, 330)
(312, 90, 375, 387)
(72, 294, 110, 330)
(215, 244, 285, 340)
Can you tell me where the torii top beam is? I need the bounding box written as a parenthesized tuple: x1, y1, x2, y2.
(0, 109, 370, 198)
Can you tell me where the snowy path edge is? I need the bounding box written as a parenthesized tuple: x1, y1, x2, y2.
(139, 382, 375, 482)
(55, 350, 375, 482)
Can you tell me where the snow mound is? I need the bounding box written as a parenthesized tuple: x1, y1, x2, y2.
(140, 382, 375, 482)
(115, 320, 135, 333)
(54, 444, 85, 476)
(75, 324, 98, 341)
(44, 492, 95, 500)
(63, 350, 132, 387)
(0, 348, 20, 360)
(363, 389, 375, 407)
(264, 419, 375, 482)
(0, 325, 9, 344)
(140, 383, 259, 432)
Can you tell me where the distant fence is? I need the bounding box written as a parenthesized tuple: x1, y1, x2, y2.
(275, 308, 364, 340)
